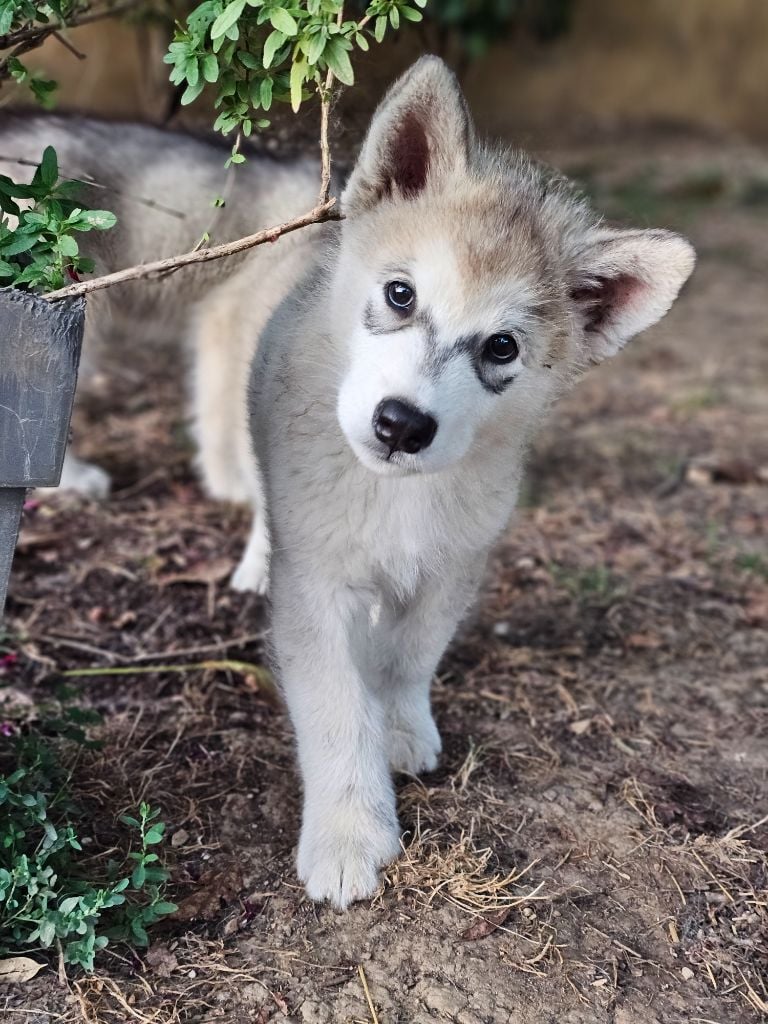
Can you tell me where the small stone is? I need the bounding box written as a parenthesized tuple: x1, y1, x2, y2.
(681, 966, 694, 981)
(493, 621, 511, 637)
(171, 829, 190, 848)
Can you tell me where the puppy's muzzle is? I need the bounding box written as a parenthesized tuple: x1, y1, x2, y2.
(373, 398, 438, 455)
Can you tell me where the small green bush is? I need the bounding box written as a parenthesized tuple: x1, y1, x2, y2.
(0, 688, 176, 973)
(0, 145, 115, 291)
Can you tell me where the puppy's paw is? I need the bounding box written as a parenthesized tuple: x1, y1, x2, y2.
(230, 555, 269, 594)
(388, 715, 441, 775)
(297, 814, 401, 909)
(39, 460, 111, 500)
(230, 528, 270, 594)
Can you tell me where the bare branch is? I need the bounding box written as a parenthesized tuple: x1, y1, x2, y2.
(316, 3, 345, 207)
(0, 0, 140, 49)
(43, 199, 341, 302)
(0, 0, 142, 82)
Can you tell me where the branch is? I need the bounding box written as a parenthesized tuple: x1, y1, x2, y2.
(0, 0, 142, 82)
(316, 4, 345, 206)
(43, 199, 341, 302)
(0, 0, 139, 49)
(38, 3, 383, 303)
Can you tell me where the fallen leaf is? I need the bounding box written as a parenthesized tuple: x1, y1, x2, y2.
(569, 718, 592, 736)
(626, 632, 662, 649)
(157, 557, 233, 588)
(461, 908, 510, 941)
(171, 863, 244, 921)
(171, 828, 190, 848)
(743, 593, 768, 627)
(145, 943, 178, 977)
(0, 956, 44, 983)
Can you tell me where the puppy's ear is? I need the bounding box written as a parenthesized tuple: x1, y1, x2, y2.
(570, 229, 695, 364)
(342, 56, 471, 216)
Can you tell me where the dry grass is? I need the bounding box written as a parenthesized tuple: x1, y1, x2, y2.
(622, 778, 768, 1016)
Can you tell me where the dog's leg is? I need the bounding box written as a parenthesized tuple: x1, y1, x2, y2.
(189, 275, 262, 506)
(271, 561, 401, 908)
(38, 450, 111, 500)
(230, 499, 269, 594)
(381, 575, 479, 776)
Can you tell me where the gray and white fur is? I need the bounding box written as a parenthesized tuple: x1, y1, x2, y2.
(0, 58, 695, 906)
(246, 57, 694, 905)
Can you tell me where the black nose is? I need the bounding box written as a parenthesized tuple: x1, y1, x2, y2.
(373, 398, 438, 455)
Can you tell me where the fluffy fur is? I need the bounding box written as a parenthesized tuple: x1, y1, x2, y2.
(243, 58, 694, 905)
(0, 58, 695, 906)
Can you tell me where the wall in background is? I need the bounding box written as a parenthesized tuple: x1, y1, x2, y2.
(23, 0, 768, 143)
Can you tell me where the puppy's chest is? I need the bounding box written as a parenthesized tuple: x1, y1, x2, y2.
(343, 474, 512, 593)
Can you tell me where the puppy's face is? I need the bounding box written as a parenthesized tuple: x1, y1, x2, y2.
(334, 57, 695, 478)
(336, 195, 566, 477)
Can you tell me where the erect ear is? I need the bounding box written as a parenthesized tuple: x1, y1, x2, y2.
(569, 229, 696, 364)
(342, 56, 472, 216)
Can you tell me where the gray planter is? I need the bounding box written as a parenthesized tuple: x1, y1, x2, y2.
(0, 289, 85, 619)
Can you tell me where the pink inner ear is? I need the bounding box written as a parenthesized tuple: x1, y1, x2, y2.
(387, 109, 431, 198)
(571, 273, 643, 332)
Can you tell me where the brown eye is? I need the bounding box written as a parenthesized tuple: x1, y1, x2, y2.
(485, 334, 519, 364)
(386, 280, 415, 311)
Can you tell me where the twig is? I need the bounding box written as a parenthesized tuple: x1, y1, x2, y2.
(357, 965, 380, 1024)
(0, 0, 140, 51)
(0, 154, 187, 219)
(31, 2, 387, 302)
(52, 30, 86, 61)
(43, 199, 340, 301)
(61, 658, 273, 683)
(316, 5, 345, 206)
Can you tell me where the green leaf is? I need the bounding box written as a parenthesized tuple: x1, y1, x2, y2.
(150, 901, 178, 916)
(76, 210, 117, 230)
(57, 235, 79, 257)
(268, 6, 297, 35)
(1, 233, 38, 256)
(374, 14, 386, 42)
(289, 56, 307, 113)
(202, 54, 219, 82)
(324, 38, 354, 86)
(181, 79, 206, 106)
(304, 30, 326, 65)
(40, 146, 58, 188)
(210, 0, 246, 40)
(259, 76, 273, 110)
(400, 6, 423, 22)
(262, 29, 284, 68)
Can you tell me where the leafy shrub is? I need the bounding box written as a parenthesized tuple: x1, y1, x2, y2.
(165, 0, 427, 148)
(0, 766, 177, 972)
(0, 145, 115, 291)
(1, 683, 176, 972)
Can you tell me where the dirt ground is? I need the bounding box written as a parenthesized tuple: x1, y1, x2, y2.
(2, 133, 767, 1023)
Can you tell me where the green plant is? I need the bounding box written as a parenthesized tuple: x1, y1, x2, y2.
(551, 562, 623, 605)
(733, 552, 768, 581)
(0, 763, 176, 971)
(0, 145, 116, 291)
(165, 0, 426, 151)
(0, 0, 133, 100)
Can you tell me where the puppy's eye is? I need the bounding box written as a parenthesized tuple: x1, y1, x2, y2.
(386, 280, 415, 311)
(484, 333, 520, 364)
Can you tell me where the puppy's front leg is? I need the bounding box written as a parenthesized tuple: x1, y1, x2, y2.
(271, 561, 400, 908)
(382, 571, 482, 776)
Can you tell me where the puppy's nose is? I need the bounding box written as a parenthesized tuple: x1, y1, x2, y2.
(373, 398, 438, 455)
